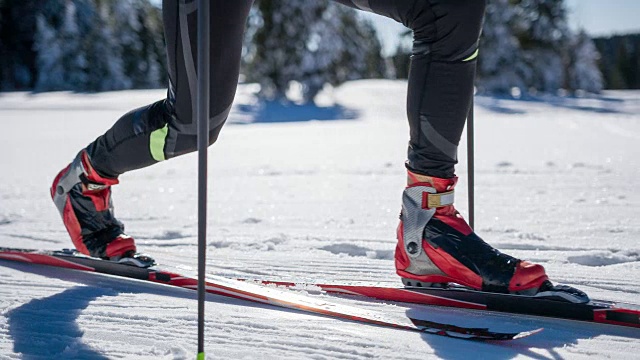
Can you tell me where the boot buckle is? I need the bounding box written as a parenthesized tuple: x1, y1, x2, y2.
(423, 190, 454, 209)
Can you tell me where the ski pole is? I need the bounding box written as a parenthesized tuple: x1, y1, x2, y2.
(196, 0, 210, 358)
(467, 97, 475, 229)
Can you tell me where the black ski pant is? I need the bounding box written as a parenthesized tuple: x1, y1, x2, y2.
(86, 0, 486, 180)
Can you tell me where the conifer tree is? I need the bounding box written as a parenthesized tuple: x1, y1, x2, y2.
(29, 0, 164, 92)
(34, 13, 65, 91)
(246, 1, 323, 100)
(477, 0, 526, 93)
(300, 3, 384, 102)
(568, 31, 603, 93)
(477, 0, 603, 94)
(512, 0, 571, 92)
(60, 0, 88, 89)
(245, 1, 384, 103)
(82, 1, 129, 91)
(108, 0, 165, 89)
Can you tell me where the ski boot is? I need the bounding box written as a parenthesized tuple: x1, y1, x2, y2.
(395, 171, 588, 303)
(51, 150, 155, 268)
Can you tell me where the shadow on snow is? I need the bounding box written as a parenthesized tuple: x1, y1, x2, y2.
(2, 261, 268, 359)
(3, 260, 639, 360)
(234, 100, 359, 124)
(7, 285, 113, 360)
(476, 93, 628, 116)
(407, 303, 640, 360)
(233, 88, 628, 120)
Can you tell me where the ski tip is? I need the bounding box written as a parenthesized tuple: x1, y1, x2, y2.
(197, 352, 205, 360)
(513, 327, 544, 340)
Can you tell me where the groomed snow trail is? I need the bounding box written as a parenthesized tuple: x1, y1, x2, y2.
(1, 81, 639, 359)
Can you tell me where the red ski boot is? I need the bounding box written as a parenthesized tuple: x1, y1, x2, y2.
(51, 150, 141, 263)
(395, 171, 587, 302)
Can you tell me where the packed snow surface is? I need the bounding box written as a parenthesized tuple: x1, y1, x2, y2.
(1, 80, 639, 359)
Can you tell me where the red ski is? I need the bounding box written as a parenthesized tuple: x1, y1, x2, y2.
(0, 247, 540, 341)
(243, 279, 640, 329)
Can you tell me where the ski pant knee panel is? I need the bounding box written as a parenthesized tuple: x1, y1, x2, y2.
(337, 0, 486, 60)
(86, 100, 172, 177)
(157, 0, 253, 159)
(156, 101, 230, 161)
(85, 0, 253, 178)
(409, 0, 486, 62)
(86, 98, 229, 178)
(162, 0, 252, 143)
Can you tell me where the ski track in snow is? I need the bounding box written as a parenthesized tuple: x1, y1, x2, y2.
(1, 82, 640, 359)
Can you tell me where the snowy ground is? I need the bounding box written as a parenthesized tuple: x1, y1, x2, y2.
(0, 80, 639, 359)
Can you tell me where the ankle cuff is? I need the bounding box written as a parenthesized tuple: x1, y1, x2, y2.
(80, 151, 119, 186)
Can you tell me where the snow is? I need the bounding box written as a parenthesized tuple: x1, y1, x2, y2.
(1, 80, 640, 359)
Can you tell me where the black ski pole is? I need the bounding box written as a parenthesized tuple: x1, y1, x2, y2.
(196, 0, 210, 359)
(467, 97, 475, 229)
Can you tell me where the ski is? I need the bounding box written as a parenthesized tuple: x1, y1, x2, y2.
(0, 247, 540, 341)
(242, 279, 640, 329)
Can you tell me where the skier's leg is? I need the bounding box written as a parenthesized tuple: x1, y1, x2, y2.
(51, 0, 254, 259)
(88, 0, 254, 177)
(333, 0, 482, 177)
(333, 0, 563, 296)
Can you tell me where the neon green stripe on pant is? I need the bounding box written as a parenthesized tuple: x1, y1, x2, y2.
(150, 124, 169, 161)
(463, 49, 479, 62)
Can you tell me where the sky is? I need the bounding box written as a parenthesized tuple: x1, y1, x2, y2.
(565, 0, 640, 35)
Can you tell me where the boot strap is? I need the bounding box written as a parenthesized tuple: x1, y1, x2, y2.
(424, 190, 454, 209)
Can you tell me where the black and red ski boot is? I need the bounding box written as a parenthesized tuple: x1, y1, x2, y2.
(395, 171, 588, 303)
(51, 150, 154, 267)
